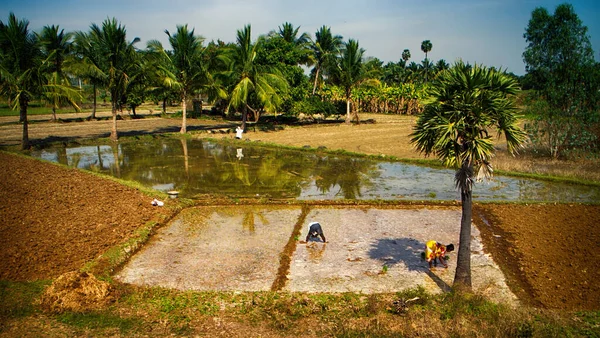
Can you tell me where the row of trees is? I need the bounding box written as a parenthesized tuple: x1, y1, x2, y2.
(0, 13, 449, 149)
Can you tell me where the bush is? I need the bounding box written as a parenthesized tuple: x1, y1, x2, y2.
(288, 97, 340, 118)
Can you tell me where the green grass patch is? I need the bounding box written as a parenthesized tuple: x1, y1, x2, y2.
(57, 312, 140, 332)
(1, 281, 598, 337)
(0, 280, 51, 319)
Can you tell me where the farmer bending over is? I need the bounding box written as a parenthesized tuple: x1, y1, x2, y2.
(304, 221, 327, 243)
(425, 240, 454, 269)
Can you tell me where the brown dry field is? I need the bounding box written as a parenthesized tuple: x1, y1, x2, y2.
(0, 111, 599, 312)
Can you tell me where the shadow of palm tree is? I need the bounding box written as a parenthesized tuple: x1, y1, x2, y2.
(369, 237, 451, 292)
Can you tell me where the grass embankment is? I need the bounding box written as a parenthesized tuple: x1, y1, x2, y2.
(1, 282, 598, 337)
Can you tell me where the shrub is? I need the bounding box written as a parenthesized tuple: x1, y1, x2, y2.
(288, 97, 340, 118)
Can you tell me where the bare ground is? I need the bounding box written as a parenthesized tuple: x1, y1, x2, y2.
(0, 112, 599, 311)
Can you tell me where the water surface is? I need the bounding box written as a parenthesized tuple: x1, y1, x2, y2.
(29, 138, 600, 202)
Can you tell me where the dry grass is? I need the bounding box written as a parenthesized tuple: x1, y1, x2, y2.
(224, 113, 600, 183)
(38, 271, 115, 314)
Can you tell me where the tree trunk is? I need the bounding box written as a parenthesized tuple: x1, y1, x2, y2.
(454, 170, 473, 292)
(180, 92, 187, 134)
(312, 67, 320, 96)
(20, 96, 29, 150)
(91, 83, 97, 120)
(52, 106, 57, 122)
(162, 98, 167, 114)
(241, 104, 248, 131)
(345, 99, 351, 123)
(110, 101, 118, 142)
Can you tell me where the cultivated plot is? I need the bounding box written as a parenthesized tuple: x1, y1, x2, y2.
(116, 205, 517, 305)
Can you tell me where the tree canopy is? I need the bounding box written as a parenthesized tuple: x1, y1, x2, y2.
(523, 3, 599, 158)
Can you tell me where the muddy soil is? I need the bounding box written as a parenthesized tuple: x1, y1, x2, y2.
(0, 113, 599, 310)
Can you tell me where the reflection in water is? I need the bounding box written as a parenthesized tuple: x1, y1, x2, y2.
(28, 137, 600, 203)
(306, 243, 326, 262)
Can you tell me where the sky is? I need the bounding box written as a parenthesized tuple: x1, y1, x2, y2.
(1, 0, 599, 75)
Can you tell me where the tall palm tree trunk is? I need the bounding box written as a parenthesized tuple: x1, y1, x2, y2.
(20, 96, 29, 150)
(91, 84, 97, 119)
(241, 104, 248, 131)
(454, 165, 473, 291)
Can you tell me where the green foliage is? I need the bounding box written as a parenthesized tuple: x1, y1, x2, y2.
(289, 96, 339, 117)
(524, 97, 600, 158)
(523, 3, 600, 158)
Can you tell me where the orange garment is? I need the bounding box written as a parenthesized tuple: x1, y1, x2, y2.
(425, 240, 446, 262)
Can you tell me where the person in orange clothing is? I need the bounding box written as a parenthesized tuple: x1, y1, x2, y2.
(425, 240, 454, 269)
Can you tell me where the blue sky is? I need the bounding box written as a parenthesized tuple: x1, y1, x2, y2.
(1, 0, 599, 75)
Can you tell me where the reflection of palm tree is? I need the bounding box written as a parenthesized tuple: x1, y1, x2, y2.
(313, 157, 378, 199)
(111, 144, 121, 177)
(231, 159, 254, 186)
(181, 138, 189, 175)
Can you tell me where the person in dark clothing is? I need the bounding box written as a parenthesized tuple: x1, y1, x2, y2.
(305, 221, 327, 243)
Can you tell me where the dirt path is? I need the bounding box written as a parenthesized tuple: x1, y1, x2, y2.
(0, 113, 599, 310)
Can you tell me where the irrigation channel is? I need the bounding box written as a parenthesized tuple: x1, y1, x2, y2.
(28, 138, 598, 302)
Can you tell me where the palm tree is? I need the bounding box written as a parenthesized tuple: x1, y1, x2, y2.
(227, 25, 288, 131)
(435, 59, 450, 74)
(421, 40, 433, 82)
(149, 24, 212, 133)
(401, 49, 411, 66)
(332, 39, 370, 123)
(88, 18, 140, 141)
(72, 30, 108, 120)
(310, 25, 343, 95)
(410, 61, 526, 291)
(38, 25, 82, 121)
(0, 13, 43, 149)
(276, 22, 310, 46)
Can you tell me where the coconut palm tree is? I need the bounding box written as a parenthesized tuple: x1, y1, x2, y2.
(310, 25, 343, 95)
(410, 61, 526, 291)
(0, 13, 43, 149)
(421, 40, 433, 82)
(87, 18, 140, 141)
(72, 30, 108, 120)
(331, 39, 372, 123)
(276, 22, 310, 47)
(149, 24, 211, 133)
(38, 25, 82, 121)
(227, 24, 288, 131)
